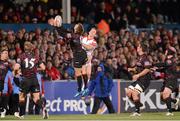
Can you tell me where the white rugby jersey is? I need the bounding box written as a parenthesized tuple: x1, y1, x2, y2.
(81, 36, 97, 56)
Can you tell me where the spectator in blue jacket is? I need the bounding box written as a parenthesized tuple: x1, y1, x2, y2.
(1, 69, 20, 118)
(10, 70, 20, 117)
(87, 63, 115, 114)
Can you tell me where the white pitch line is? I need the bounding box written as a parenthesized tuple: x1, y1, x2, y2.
(1, 120, 180, 121)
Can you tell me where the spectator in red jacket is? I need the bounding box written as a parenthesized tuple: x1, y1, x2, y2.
(46, 61, 61, 81)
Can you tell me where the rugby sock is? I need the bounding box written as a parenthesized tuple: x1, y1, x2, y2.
(174, 88, 179, 97)
(134, 100, 142, 113)
(34, 98, 46, 115)
(36, 99, 43, 109)
(164, 97, 177, 104)
(171, 98, 177, 104)
(165, 97, 172, 113)
(35, 104, 41, 115)
(83, 74, 88, 89)
(0, 96, 2, 104)
(0, 107, 3, 112)
(34, 99, 44, 115)
(77, 76, 83, 92)
(0, 96, 3, 112)
(12, 94, 19, 113)
(135, 105, 140, 113)
(19, 102, 26, 116)
(41, 97, 47, 108)
(1, 95, 9, 111)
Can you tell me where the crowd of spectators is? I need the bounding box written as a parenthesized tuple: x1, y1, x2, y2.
(0, 0, 62, 23)
(0, 25, 179, 81)
(0, 0, 180, 29)
(73, 0, 180, 30)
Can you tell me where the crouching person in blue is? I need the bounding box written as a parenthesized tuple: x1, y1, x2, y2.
(87, 64, 115, 114)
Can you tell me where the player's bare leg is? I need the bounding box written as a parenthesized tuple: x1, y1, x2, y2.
(82, 64, 89, 90)
(86, 62, 92, 82)
(81, 57, 92, 97)
(125, 88, 133, 101)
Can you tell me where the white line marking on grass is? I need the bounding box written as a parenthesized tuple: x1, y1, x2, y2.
(1, 120, 180, 121)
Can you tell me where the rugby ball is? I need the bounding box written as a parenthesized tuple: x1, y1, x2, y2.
(54, 15, 62, 27)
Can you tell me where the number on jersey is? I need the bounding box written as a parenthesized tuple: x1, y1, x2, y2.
(25, 58, 35, 69)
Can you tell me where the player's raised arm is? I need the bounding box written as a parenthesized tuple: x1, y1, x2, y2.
(48, 15, 71, 38)
(48, 15, 62, 27)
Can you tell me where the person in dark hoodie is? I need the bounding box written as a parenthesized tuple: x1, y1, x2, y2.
(84, 63, 115, 114)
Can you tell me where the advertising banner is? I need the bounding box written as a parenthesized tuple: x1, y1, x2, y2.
(44, 80, 180, 114)
(44, 81, 118, 114)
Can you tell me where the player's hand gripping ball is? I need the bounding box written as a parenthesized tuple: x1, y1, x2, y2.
(54, 15, 62, 27)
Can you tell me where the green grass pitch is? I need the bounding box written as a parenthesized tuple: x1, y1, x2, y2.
(1, 112, 180, 121)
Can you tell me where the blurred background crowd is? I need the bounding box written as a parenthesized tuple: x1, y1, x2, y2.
(0, 26, 180, 81)
(0, 0, 180, 81)
(1, 0, 180, 27)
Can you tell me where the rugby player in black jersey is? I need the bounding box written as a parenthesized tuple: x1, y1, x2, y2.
(14, 41, 47, 119)
(126, 42, 153, 116)
(155, 44, 179, 116)
(48, 17, 90, 97)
